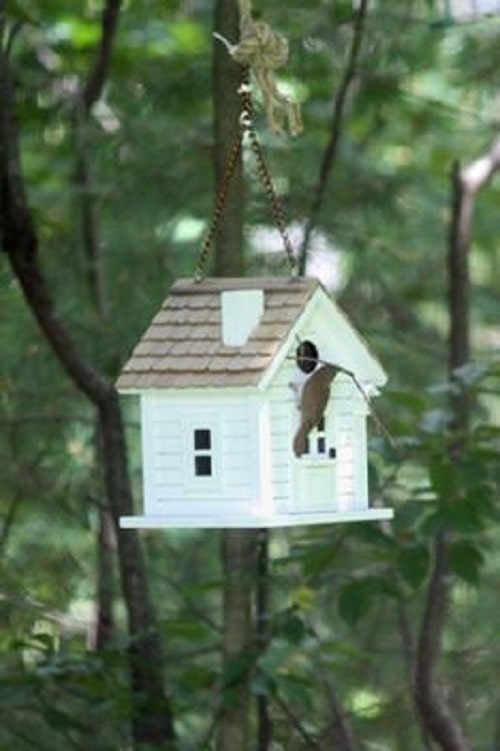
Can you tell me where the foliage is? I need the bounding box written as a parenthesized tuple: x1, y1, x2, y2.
(1, 0, 499, 748)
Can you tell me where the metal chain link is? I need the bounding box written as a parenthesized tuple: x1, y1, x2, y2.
(194, 65, 298, 282)
(194, 129, 243, 282)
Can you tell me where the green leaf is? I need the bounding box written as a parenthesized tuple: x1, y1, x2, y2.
(280, 613, 307, 645)
(339, 580, 372, 625)
(448, 541, 484, 585)
(429, 457, 456, 499)
(397, 543, 430, 588)
(393, 499, 433, 535)
(301, 542, 339, 579)
(440, 497, 486, 534)
(332, 0, 354, 24)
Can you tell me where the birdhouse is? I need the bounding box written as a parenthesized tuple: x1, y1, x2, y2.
(117, 277, 393, 528)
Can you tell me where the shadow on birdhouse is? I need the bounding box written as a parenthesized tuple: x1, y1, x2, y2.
(117, 277, 393, 529)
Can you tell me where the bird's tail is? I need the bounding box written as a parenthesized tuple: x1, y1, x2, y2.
(293, 421, 310, 458)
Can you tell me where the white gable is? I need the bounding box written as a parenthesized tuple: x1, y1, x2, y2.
(259, 285, 387, 390)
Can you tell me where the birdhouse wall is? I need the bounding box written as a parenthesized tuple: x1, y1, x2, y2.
(264, 326, 371, 515)
(330, 379, 369, 511)
(266, 384, 294, 514)
(140, 391, 264, 522)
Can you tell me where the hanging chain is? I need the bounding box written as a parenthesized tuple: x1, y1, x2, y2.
(194, 129, 243, 282)
(194, 66, 298, 282)
(238, 67, 298, 278)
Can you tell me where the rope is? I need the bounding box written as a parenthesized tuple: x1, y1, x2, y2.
(214, 1, 303, 136)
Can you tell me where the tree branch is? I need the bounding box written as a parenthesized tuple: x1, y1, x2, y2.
(414, 137, 500, 751)
(1, 45, 111, 401)
(414, 529, 471, 751)
(298, 0, 369, 274)
(76, 0, 122, 317)
(270, 688, 321, 749)
(82, 0, 122, 116)
(318, 680, 358, 751)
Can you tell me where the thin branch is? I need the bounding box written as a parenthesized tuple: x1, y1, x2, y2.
(298, 0, 369, 274)
(5, 20, 24, 60)
(448, 137, 500, 422)
(270, 688, 321, 750)
(82, 0, 122, 116)
(317, 678, 358, 751)
(162, 571, 220, 633)
(460, 137, 500, 192)
(76, 0, 122, 317)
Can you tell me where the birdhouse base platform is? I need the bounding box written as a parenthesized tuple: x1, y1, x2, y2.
(120, 508, 393, 530)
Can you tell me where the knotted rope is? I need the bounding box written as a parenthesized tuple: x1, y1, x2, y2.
(214, 0, 303, 136)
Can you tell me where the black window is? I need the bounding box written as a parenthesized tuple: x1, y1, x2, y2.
(195, 455, 212, 476)
(193, 428, 213, 477)
(194, 429, 211, 451)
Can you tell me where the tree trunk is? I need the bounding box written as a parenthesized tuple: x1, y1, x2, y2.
(92, 505, 116, 651)
(256, 529, 272, 751)
(99, 394, 176, 745)
(219, 531, 256, 751)
(212, 3, 256, 750)
(213, 0, 243, 277)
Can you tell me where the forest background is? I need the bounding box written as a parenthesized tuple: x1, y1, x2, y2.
(0, 0, 499, 749)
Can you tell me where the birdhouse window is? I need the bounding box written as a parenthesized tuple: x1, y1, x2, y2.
(304, 416, 327, 457)
(296, 340, 318, 374)
(194, 429, 212, 477)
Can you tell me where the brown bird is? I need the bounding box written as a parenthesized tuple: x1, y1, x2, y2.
(293, 365, 339, 457)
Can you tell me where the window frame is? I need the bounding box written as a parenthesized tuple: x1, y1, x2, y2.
(183, 418, 221, 492)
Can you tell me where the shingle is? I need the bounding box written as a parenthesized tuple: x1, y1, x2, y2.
(208, 356, 233, 372)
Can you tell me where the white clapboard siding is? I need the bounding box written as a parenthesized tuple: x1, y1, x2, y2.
(219, 407, 256, 500)
(267, 380, 294, 512)
(352, 412, 368, 510)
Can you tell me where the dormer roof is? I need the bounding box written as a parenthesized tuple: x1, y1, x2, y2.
(116, 276, 387, 391)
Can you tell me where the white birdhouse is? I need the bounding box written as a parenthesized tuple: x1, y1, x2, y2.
(117, 277, 393, 528)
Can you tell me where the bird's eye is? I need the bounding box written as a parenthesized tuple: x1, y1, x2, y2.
(296, 340, 318, 373)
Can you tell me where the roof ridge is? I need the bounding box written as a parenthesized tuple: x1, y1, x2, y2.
(171, 277, 321, 294)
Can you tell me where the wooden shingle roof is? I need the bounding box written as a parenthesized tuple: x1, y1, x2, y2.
(116, 277, 319, 390)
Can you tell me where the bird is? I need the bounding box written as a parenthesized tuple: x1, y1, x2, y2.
(293, 364, 339, 457)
